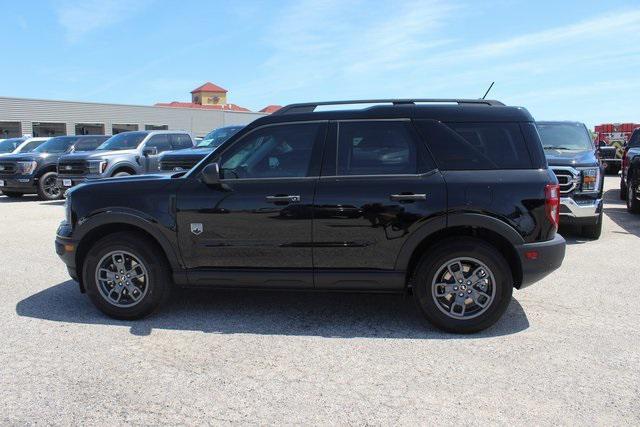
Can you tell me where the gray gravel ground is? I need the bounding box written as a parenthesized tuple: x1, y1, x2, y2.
(1, 176, 639, 425)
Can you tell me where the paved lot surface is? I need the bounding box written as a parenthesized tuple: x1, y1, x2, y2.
(1, 176, 639, 425)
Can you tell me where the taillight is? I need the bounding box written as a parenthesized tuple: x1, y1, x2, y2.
(545, 183, 560, 229)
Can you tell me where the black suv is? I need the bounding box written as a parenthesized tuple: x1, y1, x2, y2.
(158, 125, 244, 172)
(0, 135, 108, 200)
(55, 99, 565, 333)
(537, 121, 604, 239)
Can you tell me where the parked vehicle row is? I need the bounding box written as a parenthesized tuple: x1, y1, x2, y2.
(0, 127, 243, 200)
(55, 98, 566, 333)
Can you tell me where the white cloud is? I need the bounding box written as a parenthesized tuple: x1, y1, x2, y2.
(54, 0, 153, 42)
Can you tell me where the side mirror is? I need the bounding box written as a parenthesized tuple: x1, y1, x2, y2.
(142, 146, 158, 156)
(201, 162, 221, 185)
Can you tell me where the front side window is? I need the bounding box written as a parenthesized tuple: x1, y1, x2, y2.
(171, 134, 193, 150)
(97, 132, 147, 151)
(415, 121, 532, 170)
(219, 123, 322, 179)
(145, 134, 171, 152)
(337, 121, 425, 175)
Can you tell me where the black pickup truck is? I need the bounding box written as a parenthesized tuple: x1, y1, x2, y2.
(56, 98, 565, 333)
(537, 121, 604, 239)
(0, 135, 108, 200)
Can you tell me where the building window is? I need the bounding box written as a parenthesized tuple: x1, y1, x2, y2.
(0, 121, 21, 138)
(32, 122, 66, 137)
(145, 124, 169, 131)
(112, 124, 138, 134)
(75, 123, 105, 135)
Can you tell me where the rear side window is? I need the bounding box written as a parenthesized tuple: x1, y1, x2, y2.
(415, 120, 532, 170)
(337, 121, 432, 175)
(171, 134, 193, 150)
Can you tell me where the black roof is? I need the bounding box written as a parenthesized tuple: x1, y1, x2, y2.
(251, 99, 533, 127)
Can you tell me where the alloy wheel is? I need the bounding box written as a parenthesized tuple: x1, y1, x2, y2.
(95, 251, 149, 308)
(43, 175, 61, 198)
(431, 257, 496, 319)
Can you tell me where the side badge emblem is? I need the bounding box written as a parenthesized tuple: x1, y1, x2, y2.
(190, 223, 203, 235)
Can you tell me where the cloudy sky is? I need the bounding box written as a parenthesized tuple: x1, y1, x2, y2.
(2, 0, 639, 127)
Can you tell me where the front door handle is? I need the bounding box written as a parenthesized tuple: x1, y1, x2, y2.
(266, 195, 301, 203)
(390, 193, 427, 201)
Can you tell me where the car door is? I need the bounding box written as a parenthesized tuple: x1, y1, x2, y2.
(143, 134, 171, 172)
(176, 121, 327, 288)
(312, 119, 446, 289)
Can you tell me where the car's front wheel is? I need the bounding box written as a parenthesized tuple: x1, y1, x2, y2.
(580, 211, 603, 239)
(82, 232, 171, 319)
(627, 175, 640, 214)
(37, 171, 63, 200)
(412, 238, 513, 334)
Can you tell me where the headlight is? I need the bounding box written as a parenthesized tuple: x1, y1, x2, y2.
(16, 161, 37, 175)
(87, 160, 107, 174)
(580, 168, 599, 192)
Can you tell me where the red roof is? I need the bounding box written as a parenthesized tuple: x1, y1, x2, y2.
(191, 82, 228, 93)
(155, 102, 250, 112)
(260, 105, 283, 114)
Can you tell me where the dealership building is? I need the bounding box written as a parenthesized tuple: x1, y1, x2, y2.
(0, 82, 277, 139)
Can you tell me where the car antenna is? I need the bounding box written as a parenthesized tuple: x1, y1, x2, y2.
(481, 82, 495, 99)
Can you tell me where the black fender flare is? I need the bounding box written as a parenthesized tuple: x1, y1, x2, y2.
(75, 210, 183, 272)
(394, 213, 524, 271)
(108, 162, 139, 176)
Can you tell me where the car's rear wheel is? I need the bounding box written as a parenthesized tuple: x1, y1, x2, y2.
(2, 191, 23, 198)
(412, 238, 513, 334)
(620, 179, 627, 200)
(37, 171, 62, 200)
(82, 232, 171, 319)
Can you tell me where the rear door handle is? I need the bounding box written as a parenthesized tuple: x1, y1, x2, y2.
(390, 193, 427, 201)
(266, 195, 301, 203)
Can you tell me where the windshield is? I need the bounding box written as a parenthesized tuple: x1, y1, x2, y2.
(96, 132, 147, 151)
(18, 140, 46, 153)
(537, 122, 593, 150)
(0, 138, 23, 153)
(33, 136, 78, 153)
(197, 126, 243, 148)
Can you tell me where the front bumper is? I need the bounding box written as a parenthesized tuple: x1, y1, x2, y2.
(0, 175, 37, 193)
(55, 222, 80, 284)
(56, 175, 88, 190)
(559, 197, 602, 226)
(515, 234, 566, 289)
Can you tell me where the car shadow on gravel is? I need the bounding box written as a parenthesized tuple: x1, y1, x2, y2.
(0, 195, 39, 203)
(16, 280, 529, 339)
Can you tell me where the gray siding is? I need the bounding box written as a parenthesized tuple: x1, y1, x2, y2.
(0, 96, 265, 137)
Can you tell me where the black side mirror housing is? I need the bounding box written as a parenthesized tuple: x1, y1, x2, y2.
(142, 146, 158, 156)
(201, 162, 221, 185)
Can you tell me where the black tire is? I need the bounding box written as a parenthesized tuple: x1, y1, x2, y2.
(412, 238, 513, 334)
(82, 232, 171, 319)
(37, 171, 63, 200)
(627, 174, 640, 214)
(620, 179, 627, 200)
(580, 211, 603, 239)
(2, 191, 23, 198)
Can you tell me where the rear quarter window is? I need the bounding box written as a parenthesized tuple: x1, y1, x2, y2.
(414, 120, 533, 170)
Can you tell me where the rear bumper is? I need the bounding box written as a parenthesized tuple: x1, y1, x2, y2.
(515, 234, 566, 289)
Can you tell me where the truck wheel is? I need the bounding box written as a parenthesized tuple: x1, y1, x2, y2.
(113, 171, 131, 177)
(620, 179, 627, 200)
(82, 232, 171, 319)
(627, 176, 640, 214)
(412, 238, 513, 334)
(2, 191, 23, 198)
(580, 211, 603, 239)
(37, 171, 63, 200)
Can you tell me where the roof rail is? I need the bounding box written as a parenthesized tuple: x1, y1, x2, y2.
(273, 98, 505, 115)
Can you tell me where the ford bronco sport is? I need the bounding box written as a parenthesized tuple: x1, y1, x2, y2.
(55, 99, 566, 333)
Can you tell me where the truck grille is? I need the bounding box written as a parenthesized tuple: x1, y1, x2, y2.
(57, 160, 87, 175)
(0, 161, 16, 175)
(160, 158, 201, 171)
(551, 168, 578, 194)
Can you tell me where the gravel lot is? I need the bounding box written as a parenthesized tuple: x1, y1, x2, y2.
(1, 176, 639, 425)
